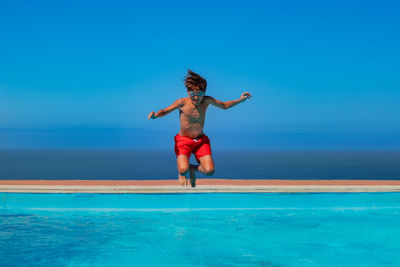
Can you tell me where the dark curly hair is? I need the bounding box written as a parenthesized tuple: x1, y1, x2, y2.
(184, 69, 207, 92)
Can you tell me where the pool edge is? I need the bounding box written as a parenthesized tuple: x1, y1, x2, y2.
(1, 179, 400, 193)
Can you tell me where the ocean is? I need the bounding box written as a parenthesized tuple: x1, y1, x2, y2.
(0, 150, 399, 180)
(0, 150, 400, 180)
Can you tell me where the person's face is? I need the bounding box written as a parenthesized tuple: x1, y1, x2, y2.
(188, 90, 205, 106)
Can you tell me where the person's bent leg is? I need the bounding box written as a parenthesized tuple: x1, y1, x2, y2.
(194, 155, 215, 176)
(177, 155, 190, 186)
(189, 164, 197, 188)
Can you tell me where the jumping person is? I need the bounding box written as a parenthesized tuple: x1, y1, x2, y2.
(148, 69, 252, 187)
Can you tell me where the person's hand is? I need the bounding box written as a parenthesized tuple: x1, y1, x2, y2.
(148, 111, 157, 120)
(240, 92, 252, 102)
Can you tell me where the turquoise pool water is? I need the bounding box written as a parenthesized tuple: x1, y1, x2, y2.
(1, 193, 400, 266)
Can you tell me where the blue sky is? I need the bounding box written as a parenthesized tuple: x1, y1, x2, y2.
(1, 0, 399, 149)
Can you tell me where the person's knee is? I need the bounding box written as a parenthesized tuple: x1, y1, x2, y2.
(204, 167, 215, 176)
(178, 165, 189, 175)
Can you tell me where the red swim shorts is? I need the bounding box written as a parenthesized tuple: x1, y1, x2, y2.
(174, 133, 212, 163)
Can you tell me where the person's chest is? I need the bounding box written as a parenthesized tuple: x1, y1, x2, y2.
(180, 103, 207, 122)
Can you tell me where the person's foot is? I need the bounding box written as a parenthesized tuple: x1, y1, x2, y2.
(178, 174, 187, 187)
(189, 164, 196, 188)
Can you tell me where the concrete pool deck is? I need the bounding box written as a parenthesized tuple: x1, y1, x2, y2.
(1, 179, 400, 193)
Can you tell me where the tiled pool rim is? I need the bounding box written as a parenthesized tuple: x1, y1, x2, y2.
(1, 179, 400, 193)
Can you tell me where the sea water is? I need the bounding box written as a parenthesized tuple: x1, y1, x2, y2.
(0, 150, 399, 180)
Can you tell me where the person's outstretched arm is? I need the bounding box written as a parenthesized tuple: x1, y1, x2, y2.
(148, 99, 184, 120)
(206, 92, 252, 109)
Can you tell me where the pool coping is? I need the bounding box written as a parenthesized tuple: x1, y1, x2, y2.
(1, 179, 400, 193)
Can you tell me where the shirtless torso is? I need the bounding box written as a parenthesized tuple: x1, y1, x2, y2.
(178, 97, 209, 138)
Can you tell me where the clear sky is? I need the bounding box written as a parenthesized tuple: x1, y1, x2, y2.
(1, 0, 399, 149)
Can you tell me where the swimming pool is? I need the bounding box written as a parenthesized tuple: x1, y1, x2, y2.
(1, 193, 400, 266)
